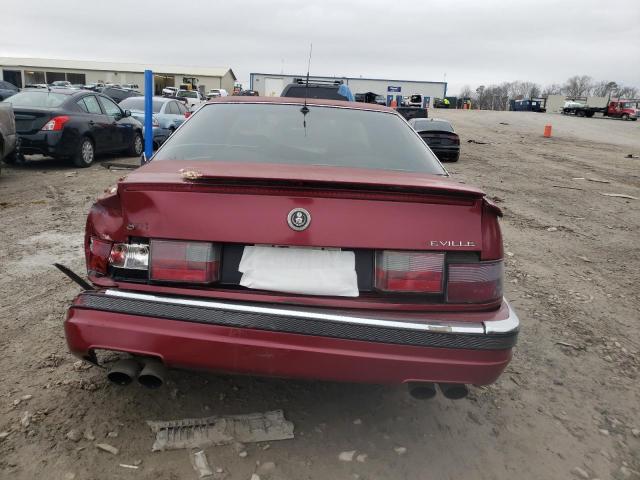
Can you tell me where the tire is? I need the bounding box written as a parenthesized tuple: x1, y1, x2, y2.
(127, 131, 143, 157)
(632, 118, 637, 121)
(577, 110, 585, 117)
(72, 137, 95, 168)
(3, 148, 20, 164)
(621, 114, 629, 121)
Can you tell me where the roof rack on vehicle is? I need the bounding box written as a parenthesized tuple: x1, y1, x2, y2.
(292, 78, 343, 86)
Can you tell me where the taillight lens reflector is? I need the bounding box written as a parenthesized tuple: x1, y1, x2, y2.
(375, 251, 444, 293)
(41, 116, 70, 131)
(150, 239, 220, 283)
(446, 261, 503, 303)
(109, 243, 149, 270)
(88, 237, 112, 275)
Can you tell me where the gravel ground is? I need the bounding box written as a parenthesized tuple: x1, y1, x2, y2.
(0, 110, 639, 480)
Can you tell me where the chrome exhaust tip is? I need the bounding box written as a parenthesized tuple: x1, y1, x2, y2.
(438, 383, 469, 400)
(106, 358, 141, 386)
(138, 358, 166, 389)
(407, 382, 437, 400)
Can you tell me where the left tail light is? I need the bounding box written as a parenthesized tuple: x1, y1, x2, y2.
(41, 115, 70, 131)
(87, 237, 112, 275)
(150, 239, 220, 284)
(374, 250, 444, 293)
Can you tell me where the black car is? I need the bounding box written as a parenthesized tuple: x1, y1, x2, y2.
(0, 80, 19, 101)
(4, 88, 143, 167)
(99, 86, 142, 104)
(408, 117, 460, 162)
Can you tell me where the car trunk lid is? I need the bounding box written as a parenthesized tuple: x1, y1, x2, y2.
(13, 107, 56, 134)
(117, 161, 485, 252)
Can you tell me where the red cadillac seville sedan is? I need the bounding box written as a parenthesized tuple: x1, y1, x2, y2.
(64, 97, 519, 399)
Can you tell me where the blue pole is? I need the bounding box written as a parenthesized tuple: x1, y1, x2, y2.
(144, 69, 153, 161)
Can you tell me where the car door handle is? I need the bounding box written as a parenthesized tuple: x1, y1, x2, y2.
(88, 120, 95, 125)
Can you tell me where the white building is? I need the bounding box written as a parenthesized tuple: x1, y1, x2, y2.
(0, 57, 236, 95)
(250, 72, 447, 107)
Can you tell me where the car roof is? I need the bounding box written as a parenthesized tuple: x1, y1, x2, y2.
(207, 95, 394, 112)
(23, 87, 83, 96)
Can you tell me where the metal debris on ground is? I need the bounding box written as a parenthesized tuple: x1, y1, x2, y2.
(190, 450, 214, 478)
(119, 464, 139, 470)
(467, 139, 489, 144)
(95, 443, 119, 455)
(586, 177, 610, 184)
(101, 161, 139, 170)
(625, 154, 639, 158)
(147, 410, 294, 451)
(599, 192, 638, 200)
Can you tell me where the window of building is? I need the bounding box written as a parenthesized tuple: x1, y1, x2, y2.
(24, 70, 45, 86)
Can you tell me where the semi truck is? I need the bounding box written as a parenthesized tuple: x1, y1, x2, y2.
(562, 99, 638, 120)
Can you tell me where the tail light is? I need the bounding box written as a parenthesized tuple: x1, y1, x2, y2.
(87, 237, 112, 275)
(446, 261, 503, 303)
(375, 251, 444, 293)
(150, 239, 220, 283)
(184, 111, 192, 118)
(41, 116, 70, 131)
(109, 243, 149, 270)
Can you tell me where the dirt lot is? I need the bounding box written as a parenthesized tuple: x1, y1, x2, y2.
(1, 110, 639, 480)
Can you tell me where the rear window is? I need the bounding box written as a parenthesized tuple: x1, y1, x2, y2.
(153, 103, 445, 175)
(4, 91, 68, 108)
(178, 91, 197, 98)
(412, 119, 454, 132)
(282, 85, 346, 100)
(119, 97, 163, 113)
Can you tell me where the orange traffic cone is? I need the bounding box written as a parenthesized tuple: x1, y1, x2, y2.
(543, 125, 552, 137)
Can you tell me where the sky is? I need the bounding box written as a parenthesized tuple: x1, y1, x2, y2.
(2, 0, 639, 94)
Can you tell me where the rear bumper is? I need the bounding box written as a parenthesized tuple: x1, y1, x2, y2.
(17, 131, 73, 156)
(429, 145, 460, 162)
(65, 289, 519, 385)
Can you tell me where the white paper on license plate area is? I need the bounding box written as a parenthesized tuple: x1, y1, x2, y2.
(238, 245, 358, 297)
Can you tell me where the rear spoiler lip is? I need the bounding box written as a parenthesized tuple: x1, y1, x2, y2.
(120, 178, 486, 201)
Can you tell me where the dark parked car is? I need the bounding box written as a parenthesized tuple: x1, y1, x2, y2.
(0, 80, 20, 101)
(281, 78, 354, 101)
(64, 97, 518, 399)
(99, 86, 142, 104)
(4, 88, 143, 167)
(408, 117, 460, 162)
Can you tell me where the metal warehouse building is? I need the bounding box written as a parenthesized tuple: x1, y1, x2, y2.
(0, 57, 236, 96)
(250, 73, 447, 107)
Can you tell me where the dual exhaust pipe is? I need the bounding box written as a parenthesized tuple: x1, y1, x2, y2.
(108, 360, 468, 399)
(107, 358, 165, 389)
(407, 382, 469, 400)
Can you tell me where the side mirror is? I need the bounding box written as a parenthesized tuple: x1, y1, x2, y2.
(124, 109, 131, 117)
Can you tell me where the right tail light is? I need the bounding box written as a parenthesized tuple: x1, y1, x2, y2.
(446, 260, 503, 304)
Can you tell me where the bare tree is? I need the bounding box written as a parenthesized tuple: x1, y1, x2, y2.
(592, 80, 618, 97)
(458, 85, 472, 99)
(616, 85, 639, 99)
(542, 83, 563, 96)
(563, 75, 593, 97)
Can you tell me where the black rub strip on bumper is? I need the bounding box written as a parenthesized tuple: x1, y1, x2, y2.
(74, 293, 518, 351)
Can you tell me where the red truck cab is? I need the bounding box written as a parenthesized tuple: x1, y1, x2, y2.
(606, 100, 638, 120)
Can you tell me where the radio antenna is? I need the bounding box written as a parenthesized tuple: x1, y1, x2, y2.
(301, 43, 312, 116)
